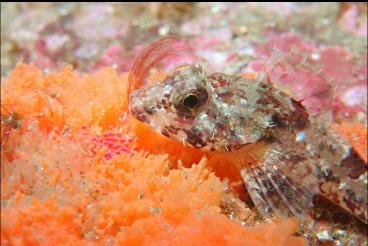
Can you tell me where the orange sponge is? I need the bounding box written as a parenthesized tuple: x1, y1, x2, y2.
(8, 63, 362, 245)
(332, 122, 367, 162)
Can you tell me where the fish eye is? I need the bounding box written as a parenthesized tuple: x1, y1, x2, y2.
(183, 94, 199, 110)
(173, 86, 208, 114)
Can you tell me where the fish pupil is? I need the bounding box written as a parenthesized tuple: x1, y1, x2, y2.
(183, 94, 199, 109)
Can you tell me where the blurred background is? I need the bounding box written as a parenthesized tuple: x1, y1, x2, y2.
(1, 2, 367, 122)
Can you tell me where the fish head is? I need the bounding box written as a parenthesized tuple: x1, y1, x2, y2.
(129, 65, 270, 152)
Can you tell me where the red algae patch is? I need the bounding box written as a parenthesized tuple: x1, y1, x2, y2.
(1, 64, 309, 245)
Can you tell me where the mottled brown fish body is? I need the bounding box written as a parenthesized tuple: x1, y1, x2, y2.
(129, 60, 367, 224)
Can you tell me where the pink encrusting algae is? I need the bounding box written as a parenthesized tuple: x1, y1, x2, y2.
(1, 64, 309, 245)
(246, 32, 367, 121)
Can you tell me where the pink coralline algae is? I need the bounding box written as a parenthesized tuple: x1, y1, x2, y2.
(245, 32, 367, 121)
(91, 45, 134, 72)
(338, 3, 367, 37)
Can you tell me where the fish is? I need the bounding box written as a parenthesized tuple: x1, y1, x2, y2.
(128, 37, 368, 225)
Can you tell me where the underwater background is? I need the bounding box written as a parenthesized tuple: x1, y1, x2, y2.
(1, 3, 367, 245)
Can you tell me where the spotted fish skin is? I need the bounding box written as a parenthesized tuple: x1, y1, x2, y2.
(127, 34, 368, 225)
(130, 67, 287, 152)
(129, 62, 367, 224)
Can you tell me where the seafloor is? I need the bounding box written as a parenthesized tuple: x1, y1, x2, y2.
(1, 3, 367, 246)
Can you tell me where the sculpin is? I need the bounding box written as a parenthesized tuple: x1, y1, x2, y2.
(128, 37, 368, 227)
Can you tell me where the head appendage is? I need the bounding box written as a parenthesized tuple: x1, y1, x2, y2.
(128, 36, 191, 97)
